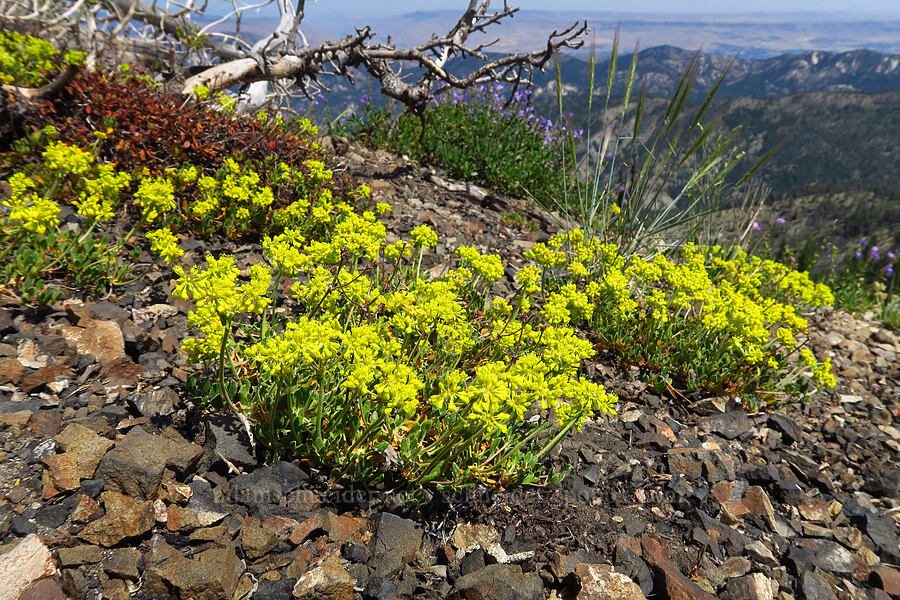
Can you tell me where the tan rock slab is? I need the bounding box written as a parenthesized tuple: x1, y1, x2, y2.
(58, 318, 125, 363)
(575, 563, 646, 600)
(42, 453, 81, 498)
(78, 495, 155, 546)
(0, 534, 58, 600)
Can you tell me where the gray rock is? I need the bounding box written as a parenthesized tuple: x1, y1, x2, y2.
(103, 547, 143, 580)
(144, 536, 243, 600)
(187, 479, 229, 527)
(865, 513, 900, 562)
(207, 412, 257, 471)
(255, 578, 297, 599)
(800, 570, 838, 600)
(35, 503, 68, 528)
(698, 411, 753, 440)
(56, 544, 104, 567)
(449, 563, 543, 600)
(363, 576, 397, 600)
(369, 512, 423, 578)
(128, 387, 180, 417)
(613, 541, 653, 596)
(767, 414, 802, 445)
(95, 426, 202, 499)
(808, 540, 856, 574)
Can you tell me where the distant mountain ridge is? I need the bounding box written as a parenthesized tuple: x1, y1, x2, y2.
(505, 46, 900, 100)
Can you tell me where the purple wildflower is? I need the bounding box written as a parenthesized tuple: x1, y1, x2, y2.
(752, 221, 761, 232)
(888, 251, 896, 259)
(871, 246, 881, 259)
(884, 263, 894, 277)
(774, 217, 786, 224)
(359, 94, 370, 105)
(856, 250, 863, 259)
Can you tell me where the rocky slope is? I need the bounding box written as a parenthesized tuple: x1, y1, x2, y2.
(0, 142, 898, 600)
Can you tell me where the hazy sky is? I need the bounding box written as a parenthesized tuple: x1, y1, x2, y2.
(303, 0, 900, 17)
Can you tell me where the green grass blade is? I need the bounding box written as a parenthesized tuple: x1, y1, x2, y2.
(606, 27, 619, 104)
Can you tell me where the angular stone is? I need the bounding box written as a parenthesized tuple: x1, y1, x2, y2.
(35, 503, 68, 528)
(103, 547, 142, 580)
(767, 414, 802, 445)
(325, 512, 366, 543)
(166, 504, 201, 532)
(144, 537, 243, 600)
(28, 410, 61, 436)
(70, 493, 101, 523)
(369, 512, 423, 578)
(56, 544, 104, 567)
(0, 357, 25, 385)
(19, 577, 66, 600)
(16, 339, 49, 369)
(806, 539, 858, 575)
(801, 570, 838, 600)
(871, 566, 900, 596)
(744, 540, 778, 567)
(55, 422, 114, 479)
(99, 579, 130, 600)
(0, 409, 31, 426)
(798, 496, 830, 523)
(42, 453, 81, 498)
(58, 318, 125, 363)
(449, 563, 543, 600)
(128, 387, 180, 417)
(613, 539, 653, 596)
(865, 513, 900, 561)
(698, 411, 752, 440)
(453, 523, 501, 553)
(292, 562, 353, 600)
(667, 447, 735, 482)
(576, 563, 646, 600)
(641, 537, 718, 600)
(186, 479, 228, 527)
(726, 573, 777, 600)
(742, 486, 777, 530)
(242, 516, 279, 560)
(95, 427, 202, 499)
(21, 365, 73, 393)
(78, 493, 155, 546)
(132, 304, 178, 327)
(100, 357, 144, 387)
(207, 412, 257, 471)
(0, 534, 58, 600)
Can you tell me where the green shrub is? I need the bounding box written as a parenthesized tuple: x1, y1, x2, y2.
(0, 31, 84, 87)
(330, 86, 569, 204)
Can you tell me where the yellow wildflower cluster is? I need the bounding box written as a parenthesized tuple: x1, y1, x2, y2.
(134, 176, 176, 223)
(173, 199, 618, 485)
(146, 228, 184, 264)
(192, 159, 274, 226)
(42, 141, 94, 175)
(2, 175, 60, 235)
(516, 230, 836, 398)
(173, 255, 272, 362)
(74, 165, 131, 222)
